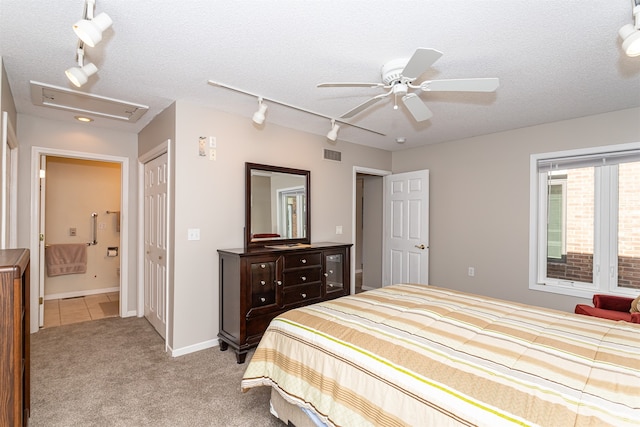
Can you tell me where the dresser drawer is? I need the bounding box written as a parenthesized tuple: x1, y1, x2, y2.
(284, 252, 321, 269)
(283, 283, 322, 306)
(283, 268, 321, 287)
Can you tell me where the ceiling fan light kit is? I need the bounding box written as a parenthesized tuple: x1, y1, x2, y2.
(317, 48, 500, 125)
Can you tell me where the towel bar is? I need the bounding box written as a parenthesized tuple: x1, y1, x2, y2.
(45, 242, 92, 248)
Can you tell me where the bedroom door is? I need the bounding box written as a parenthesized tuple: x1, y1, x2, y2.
(144, 153, 168, 338)
(382, 170, 429, 286)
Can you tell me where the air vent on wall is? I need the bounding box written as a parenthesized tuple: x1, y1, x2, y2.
(30, 81, 149, 123)
(323, 148, 342, 162)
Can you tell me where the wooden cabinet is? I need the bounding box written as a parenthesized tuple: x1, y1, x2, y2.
(0, 249, 30, 427)
(218, 243, 350, 363)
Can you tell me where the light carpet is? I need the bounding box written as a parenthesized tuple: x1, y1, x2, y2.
(30, 317, 282, 426)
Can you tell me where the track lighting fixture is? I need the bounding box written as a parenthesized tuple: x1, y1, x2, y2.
(620, 0, 640, 57)
(65, 46, 97, 87)
(65, 0, 111, 87)
(73, 0, 112, 47)
(252, 98, 268, 125)
(327, 120, 340, 141)
(207, 80, 385, 138)
(65, 62, 98, 87)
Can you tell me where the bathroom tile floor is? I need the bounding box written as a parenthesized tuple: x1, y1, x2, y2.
(43, 292, 120, 328)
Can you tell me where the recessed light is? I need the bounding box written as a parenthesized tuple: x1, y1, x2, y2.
(396, 137, 406, 144)
(74, 115, 94, 123)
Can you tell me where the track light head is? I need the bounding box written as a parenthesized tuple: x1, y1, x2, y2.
(252, 98, 268, 125)
(65, 62, 98, 87)
(620, 3, 640, 57)
(73, 12, 112, 47)
(327, 120, 340, 142)
(620, 23, 640, 57)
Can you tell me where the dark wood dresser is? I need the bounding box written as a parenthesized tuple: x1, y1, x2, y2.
(218, 242, 350, 363)
(0, 248, 30, 426)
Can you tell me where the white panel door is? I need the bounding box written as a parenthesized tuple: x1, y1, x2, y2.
(144, 153, 168, 338)
(383, 170, 429, 286)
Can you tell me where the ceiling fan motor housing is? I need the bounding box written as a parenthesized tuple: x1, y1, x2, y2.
(381, 58, 413, 85)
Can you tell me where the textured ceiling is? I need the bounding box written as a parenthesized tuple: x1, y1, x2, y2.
(1, 0, 639, 151)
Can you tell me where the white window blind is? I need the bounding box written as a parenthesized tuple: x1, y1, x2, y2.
(537, 149, 640, 172)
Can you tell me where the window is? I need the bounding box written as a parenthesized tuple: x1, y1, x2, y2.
(529, 143, 640, 298)
(277, 187, 306, 239)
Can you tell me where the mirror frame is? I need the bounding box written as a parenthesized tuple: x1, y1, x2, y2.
(245, 162, 311, 249)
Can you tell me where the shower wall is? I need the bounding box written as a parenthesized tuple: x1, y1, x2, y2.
(44, 157, 121, 298)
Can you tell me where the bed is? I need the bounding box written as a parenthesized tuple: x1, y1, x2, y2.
(241, 284, 640, 426)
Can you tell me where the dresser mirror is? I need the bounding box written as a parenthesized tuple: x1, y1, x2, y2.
(245, 163, 310, 248)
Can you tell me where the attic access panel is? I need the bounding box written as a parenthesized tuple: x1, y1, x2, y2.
(30, 81, 149, 122)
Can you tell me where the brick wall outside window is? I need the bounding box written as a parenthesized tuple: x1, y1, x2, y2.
(547, 163, 640, 290)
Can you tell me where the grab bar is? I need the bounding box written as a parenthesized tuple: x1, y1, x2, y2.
(90, 212, 98, 245)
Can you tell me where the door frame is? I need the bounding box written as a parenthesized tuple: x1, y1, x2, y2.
(30, 146, 130, 332)
(1, 111, 18, 249)
(352, 166, 390, 294)
(138, 139, 172, 351)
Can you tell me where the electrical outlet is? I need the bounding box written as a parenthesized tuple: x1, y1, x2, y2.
(468, 267, 475, 277)
(335, 225, 343, 235)
(209, 148, 216, 161)
(69, 227, 77, 236)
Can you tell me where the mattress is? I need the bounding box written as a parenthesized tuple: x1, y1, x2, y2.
(242, 284, 640, 426)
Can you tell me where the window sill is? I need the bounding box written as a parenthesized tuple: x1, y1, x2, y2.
(529, 282, 638, 300)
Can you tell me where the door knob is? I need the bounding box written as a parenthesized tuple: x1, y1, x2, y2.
(415, 244, 426, 250)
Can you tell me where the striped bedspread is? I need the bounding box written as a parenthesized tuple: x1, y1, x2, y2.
(241, 284, 640, 426)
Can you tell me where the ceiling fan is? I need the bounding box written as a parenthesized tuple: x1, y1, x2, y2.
(318, 48, 500, 122)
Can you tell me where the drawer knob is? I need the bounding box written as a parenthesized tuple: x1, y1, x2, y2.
(301, 276, 307, 281)
(329, 270, 334, 274)
(260, 280, 266, 285)
(276, 280, 282, 286)
(260, 297, 266, 303)
(329, 283, 334, 287)
(260, 264, 266, 268)
(301, 259, 307, 264)
(301, 293, 307, 298)
(324, 273, 328, 277)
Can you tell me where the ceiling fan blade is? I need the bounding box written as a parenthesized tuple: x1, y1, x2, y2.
(401, 48, 443, 80)
(421, 78, 500, 92)
(401, 93, 433, 122)
(339, 95, 386, 119)
(317, 82, 385, 88)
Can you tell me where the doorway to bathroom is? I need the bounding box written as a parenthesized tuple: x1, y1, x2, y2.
(31, 147, 130, 330)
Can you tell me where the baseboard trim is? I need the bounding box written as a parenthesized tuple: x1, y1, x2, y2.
(45, 286, 120, 301)
(170, 338, 219, 357)
(361, 285, 378, 291)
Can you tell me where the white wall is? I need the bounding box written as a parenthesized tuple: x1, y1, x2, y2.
(16, 114, 139, 332)
(392, 107, 640, 312)
(163, 100, 391, 353)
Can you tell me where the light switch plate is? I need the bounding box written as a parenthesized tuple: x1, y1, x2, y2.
(209, 136, 217, 148)
(187, 228, 200, 240)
